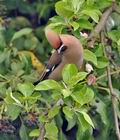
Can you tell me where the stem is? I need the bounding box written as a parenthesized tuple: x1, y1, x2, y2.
(97, 86, 110, 93)
(97, 85, 120, 103)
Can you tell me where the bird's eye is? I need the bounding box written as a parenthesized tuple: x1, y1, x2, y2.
(57, 44, 67, 54)
(60, 45, 67, 52)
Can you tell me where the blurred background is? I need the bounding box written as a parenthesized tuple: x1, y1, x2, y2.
(4, 0, 58, 62)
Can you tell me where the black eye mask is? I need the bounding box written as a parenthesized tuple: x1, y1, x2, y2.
(57, 36, 67, 54)
(57, 44, 67, 54)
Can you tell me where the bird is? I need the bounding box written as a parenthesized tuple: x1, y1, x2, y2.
(34, 27, 83, 84)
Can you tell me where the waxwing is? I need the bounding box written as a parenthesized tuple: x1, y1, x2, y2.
(34, 28, 83, 84)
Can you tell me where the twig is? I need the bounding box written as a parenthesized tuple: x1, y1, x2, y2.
(97, 85, 120, 103)
(97, 86, 109, 92)
(101, 32, 120, 140)
(88, 2, 117, 48)
(37, 123, 45, 140)
(97, 68, 120, 81)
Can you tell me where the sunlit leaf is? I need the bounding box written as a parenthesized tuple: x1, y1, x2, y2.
(69, 72, 88, 86)
(17, 83, 34, 97)
(77, 113, 90, 132)
(71, 86, 94, 105)
(48, 106, 60, 119)
(84, 49, 97, 65)
(70, 21, 79, 31)
(55, 1, 74, 18)
(6, 105, 21, 120)
(63, 106, 74, 119)
(62, 64, 78, 84)
(35, 80, 61, 91)
(96, 57, 109, 68)
(62, 89, 71, 98)
(77, 18, 93, 29)
(45, 121, 58, 140)
(29, 129, 40, 137)
(80, 111, 94, 128)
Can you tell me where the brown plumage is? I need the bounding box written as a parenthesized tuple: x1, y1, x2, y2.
(35, 28, 83, 83)
(45, 28, 84, 80)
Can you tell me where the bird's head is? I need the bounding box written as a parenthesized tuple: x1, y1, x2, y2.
(45, 27, 67, 54)
(45, 27, 83, 64)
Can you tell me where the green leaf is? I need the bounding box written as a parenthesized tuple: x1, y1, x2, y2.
(48, 106, 60, 119)
(17, 83, 34, 97)
(6, 105, 21, 120)
(89, 12, 100, 23)
(29, 129, 40, 137)
(39, 114, 47, 123)
(55, 1, 74, 18)
(107, 30, 120, 42)
(50, 16, 65, 23)
(62, 64, 78, 84)
(77, 19, 93, 30)
(77, 113, 90, 132)
(48, 24, 64, 33)
(62, 89, 71, 98)
(11, 61, 23, 73)
(72, 0, 84, 13)
(63, 106, 74, 119)
(66, 117, 76, 131)
(45, 121, 58, 140)
(96, 57, 109, 68)
(80, 111, 94, 128)
(94, 44, 103, 57)
(59, 129, 67, 140)
(11, 28, 32, 41)
(84, 49, 97, 65)
(95, 0, 111, 10)
(0, 29, 6, 49)
(35, 80, 61, 91)
(69, 72, 88, 86)
(0, 51, 7, 64)
(76, 124, 93, 140)
(19, 124, 29, 140)
(117, 38, 120, 46)
(70, 21, 79, 31)
(81, 8, 101, 23)
(71, 86, 94, 105)
(5, 89, 22, 106)
(96, 99, 108, 125)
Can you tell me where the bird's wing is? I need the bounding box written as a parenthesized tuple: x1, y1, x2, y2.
(33, 51, 62, 85)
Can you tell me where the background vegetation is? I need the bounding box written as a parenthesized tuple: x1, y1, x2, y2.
(0, 0, 120, 140)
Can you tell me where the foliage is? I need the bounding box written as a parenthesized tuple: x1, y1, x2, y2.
(0, 0, 120, 140)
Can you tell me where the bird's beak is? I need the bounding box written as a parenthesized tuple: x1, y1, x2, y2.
(57, 44, 66, 54)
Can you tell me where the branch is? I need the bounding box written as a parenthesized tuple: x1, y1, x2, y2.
(88, 2, 117, 48)
(37, 123, 45, 140)
(107, 67, 120, 140)
(101, 32, 120, 140)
